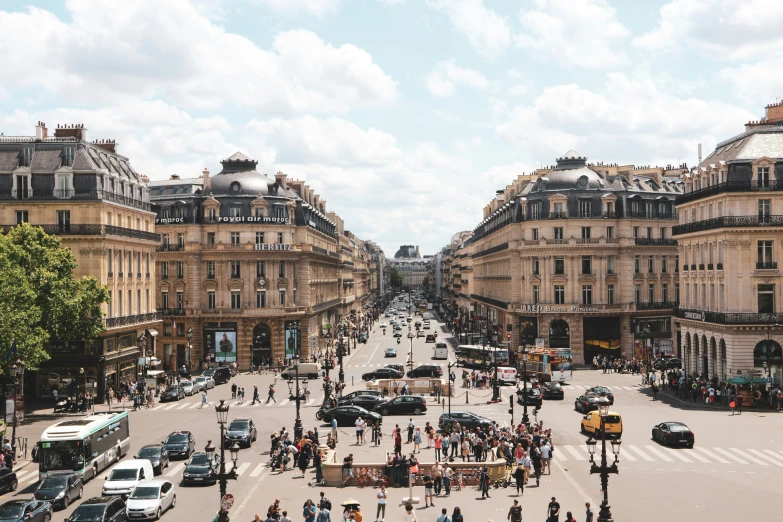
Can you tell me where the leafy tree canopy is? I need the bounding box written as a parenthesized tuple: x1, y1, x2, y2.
(389, 266, 403, 289)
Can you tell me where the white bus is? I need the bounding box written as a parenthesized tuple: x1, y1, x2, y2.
(39, 411, 131, 482)
(456, 345, 509, 368)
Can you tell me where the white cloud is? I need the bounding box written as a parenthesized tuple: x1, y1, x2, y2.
(496, 71, 755, 167)
(634, 0, 783, 60)
(256, 0, 341, 17)
(0, 1, 397, 113)
(427, 0, 511, 58)
(515, 0, 630, 69)
(426, 60, 489, 97)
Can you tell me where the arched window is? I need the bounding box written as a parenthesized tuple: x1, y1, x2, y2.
(719, 339, 727, 380)
(549, 319, 570, 348)
(252, 323, 273, 367)
(710, 338, 717, 380)
(753, 340, 783, 367)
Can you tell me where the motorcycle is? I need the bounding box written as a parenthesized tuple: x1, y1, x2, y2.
(396, 338, 401, 344)
(54, 396, 75, 413)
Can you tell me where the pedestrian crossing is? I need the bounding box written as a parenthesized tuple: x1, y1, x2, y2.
(163, 461, 268, 478)
(143, 394, 326, 411)
(11, 469, 42, 486)
(553, 444, 783, 467)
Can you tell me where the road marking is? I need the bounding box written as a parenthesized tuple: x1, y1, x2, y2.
(693, 447, 730, 464)
(661, 447, 691, 463)
(250, 463, 266, 477)
(151, 404, 165, 411)
(681, 449, 710, 463)
(280, 399, 290, 406)
(232, 468, 270, 519)
(190, 403, 202, 409)
(713, 447, 748, 465)
(626, 446, 655, 462)
(235, 463, 251, 476)
(166, 463, 185, 477)
(565, 445, 585, 461)
(14, 471, 33, 481)
(162, 403, 178, 410)
(618, 448, 636, 462)
(644, 446, 674, 462)
(748, 449, 783, 466)
(763, 450, 783, 464)
(177, 402, 190, 409)
(729, 448, 767, 466)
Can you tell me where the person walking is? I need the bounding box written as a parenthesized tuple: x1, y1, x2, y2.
(564, 512, 576, 522)
(585, 502, 594, 522)
(512, 464, 525, 496)
(507, 500, 522, 522)
(200, 389, 210, 408)
(546, 497, 561, 522)
(407, 419, 415, 444)
(413, 428, 422, 453)
(432, 461, 442, 496)
(375, 483, 387, 522)
(479, 466, 490, 499)
(403, 503, 417, 522)
(303, 501, 316, 522)
(435, 509, 451, 522)
(231, 382, 237, 399)
(356, 417, 365, 445)
(332, 417, 339, 444)
(267, 384, 276, 404)
(451, 507, 462, 522)
(442, 463, 452, 497)
(317, 505, 331, 522)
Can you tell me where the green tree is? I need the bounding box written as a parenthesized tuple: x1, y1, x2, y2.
(422, 276, 430, 290)
(0, 223, 109, 369)
(389, 266, 403, 289)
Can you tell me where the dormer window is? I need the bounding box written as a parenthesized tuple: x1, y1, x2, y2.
(63, 146, 75, 167)
(21, 147, 32, 167)
(230, 206, 242, 218)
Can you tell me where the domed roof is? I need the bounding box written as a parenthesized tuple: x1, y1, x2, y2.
(208, 151, 276, 196)
(530, 151, 604, 192)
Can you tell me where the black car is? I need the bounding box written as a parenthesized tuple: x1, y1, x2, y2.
(162, 431, 195, 459)
(67, 496, 127, 522)
(34, 473, 83, 509)
(134, 444, 170, 475)
(406, 365, 443, 378)
(340, 390, 383, 401)
(393, 332, 402, 338)
(438, 411, 492, 431)
(0, 500, 52, 522)
(160, 385, 185, 402)
(218, 364, 237, 377)
(541, 382, 565, 400)
(425, 335, 436, 343)
(225, 418, 257, 448)
(338, 395, 385, 410)
(211, 367, 232, 384)
(0, 468, 17, 493)
(373, 396, 428, 416)
(320, 406, 382, 427)
(517, 387, 543, 408)
(362, 368, 404, 381)
(652, 422, 695, 448)
(585, 386, 615, 405)
(182, 452, 220, 485)
(574, 394, 600, 413)
(654, 358, 682, 370)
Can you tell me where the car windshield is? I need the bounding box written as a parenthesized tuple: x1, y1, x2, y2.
(70, 506, 106, 521)
(189, 455, 210, 466)
(130, 486, 160, 499)
(547, 383, 562, 390)
(138, 447, 161, 458)
(39, 477, 68, 489)
(0, 505, 24, 518)
(203, 369, 215, 376)
(195, 377, 206, 382)
(181, 381, 192, 387)
(669, 424, 689, 432)
(109, 468, 138, 480)
(166, 386, 179, 392)
(228, 421, 248, 431)
(166, 434, 188, 443)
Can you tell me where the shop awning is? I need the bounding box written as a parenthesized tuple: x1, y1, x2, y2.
(147, 329, 159, 336)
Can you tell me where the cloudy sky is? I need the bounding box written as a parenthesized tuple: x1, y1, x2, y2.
(1, 0, 780, 255)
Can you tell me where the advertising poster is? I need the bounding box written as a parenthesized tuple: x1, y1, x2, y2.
(204, 322, 238, 362)
(285, 321, 301, 359)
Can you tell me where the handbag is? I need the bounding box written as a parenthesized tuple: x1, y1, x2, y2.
(729, 401, 736, 408)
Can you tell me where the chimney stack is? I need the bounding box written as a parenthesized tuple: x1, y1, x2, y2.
(54, 123, 88, 142)
(275, 171, 287, 189)
(170, 174, 180, 180)
(698, 143, 702, 165)
(93, 139, 117, 153)
(35, 121, 48, 140)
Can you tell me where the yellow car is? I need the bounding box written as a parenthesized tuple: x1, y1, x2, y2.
(581, 411, 623, 437)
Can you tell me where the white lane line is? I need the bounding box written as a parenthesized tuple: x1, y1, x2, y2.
(763, 450, 783, 464)
(729, 448, 767, 466)
(280, 399, 290, 406)
(694, 447, 730, 464)
(190, 403, 202, 409)
(626, 446, 655, 462)
(713, 447, 748, 465)
(644, 446, 674, 462)
(618, 448, 636, 462)
(152, 404, 165, 411)
(747, 449, 783, 466)
(162, 403, 178, 410)
(661, 447, 691, 463)
(235, 463, 251, 476)
(165, 463, 185, 477)
(681, 449, 710, 463)
(22, 474, 39, 485)
(177, 402, 190, 409)
(231, 468, 270, 520)
(14, 471, 33, 481)
(565, 445, 585, 461)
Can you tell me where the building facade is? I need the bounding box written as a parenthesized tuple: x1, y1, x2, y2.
(0, 122, 160, 401)
(388, 258, 428, 290)
(674, 102, 783, 385)
(149, 153, 374, 370)
(456, 151, 685, 364)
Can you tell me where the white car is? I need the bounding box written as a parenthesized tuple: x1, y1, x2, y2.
(194, 376, 214, 390)
(126, 480, 177, 520)
(380, 322, 388, 328)
(385, 347, 397, 357)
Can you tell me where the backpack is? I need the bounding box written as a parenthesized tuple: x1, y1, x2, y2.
(320, 498, 332, 511)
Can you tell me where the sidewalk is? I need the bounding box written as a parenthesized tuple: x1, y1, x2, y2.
(636, 382, 782, 413)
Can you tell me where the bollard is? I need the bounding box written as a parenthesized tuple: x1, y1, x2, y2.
(352, 376, 354, 386)
(466, 391, 469, 404)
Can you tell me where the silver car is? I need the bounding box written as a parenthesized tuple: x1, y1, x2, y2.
(181, 380, 198, 395)
(194, 376, 215, 390)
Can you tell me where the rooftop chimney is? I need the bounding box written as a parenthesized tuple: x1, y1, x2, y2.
(170, 174, 180, 180)
(35, 121, 48, 140)
(765, 100, 783, 124)
(93, 139, 117, 153)
(54, 123, 87, 142)
(275, 171, 287, 189)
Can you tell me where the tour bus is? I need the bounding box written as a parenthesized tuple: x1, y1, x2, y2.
(432, 342, 449, 360)
(39, 411, 131, 482)
(521, 347, 573, 383)
(456, 345, 509, 368)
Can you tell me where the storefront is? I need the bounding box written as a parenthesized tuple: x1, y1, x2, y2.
(584, 317, 621, 363)
(252, 323, 273, 367)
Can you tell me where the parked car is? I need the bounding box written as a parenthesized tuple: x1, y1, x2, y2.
(225, 418, 257, 448)
(373, 396, 428, 416)
(541, 382, 565, 400)
(654, 358, 682, 370)
(438, 411, 492, 431)
(406, 365, 442, 378)
(193, 376, 214, 390)
(384, 347, 397, 357)
(179, 381, 198, 396)
(125, 480, 176, 520)
(358, 332, 368, 343)
(134, 444, 169, 475)
(162, 431, 195, 459)
(581, 411, 623, 438)
(337, 395, 385, 410)
(385, 364, 405, 374)
(362, 368, 404, 381)
(66, 497, 127, 522)
(160, 385, 185, 402)
(651, 422, 694, 448)
(182, 453, 219, 486)
(340, 390, 383, 401)
(34, 473, 83, 509)
(417, 331, 425, 338)
(0, 468, 18, 494)
(517, 387, 543, 408)
(585, 386, 615, 405)
(320, 406, 381, 427)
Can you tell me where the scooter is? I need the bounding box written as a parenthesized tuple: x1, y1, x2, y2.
(54, 397, 74, 413)
(397, 338, 401, 344)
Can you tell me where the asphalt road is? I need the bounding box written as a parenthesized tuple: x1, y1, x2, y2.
(9, 305, 783, 521)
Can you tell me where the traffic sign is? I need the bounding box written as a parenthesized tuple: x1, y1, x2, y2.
(221, 494, 234, 511)
(506, 333, 512, 340)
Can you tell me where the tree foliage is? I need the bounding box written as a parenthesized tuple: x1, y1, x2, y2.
(0, 223, 109, 370)
(389, 266, 403, 289)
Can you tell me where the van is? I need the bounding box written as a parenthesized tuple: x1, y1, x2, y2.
(101, 459, 154, 498)
(495, 366, 517, 385)
(211, 366, 232, 385)
(581, 411, 623, 438)
(280, 362, 321, 380)
(432, 343, 448, 360)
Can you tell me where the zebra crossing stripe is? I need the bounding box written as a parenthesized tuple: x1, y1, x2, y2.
(681, 449, 710, 463)
(177, 402, 190, 409)
(644, 446, 674, 462)
(748, 449, 783, 466)
(694, 447, 730, 464)
(661, 447, 691, 463)
(712, 447, 748, 465)
(14, 471, 33, 481)
(151, 404, 165, 411)
(626, 446, 655, 462)
(162, 403, 178, 410)
(280, 399, 290, 406)
(762, 450, 783, 465)
(618, 448, 637, 462)
(189, 403, 201, 409)
(22, 473, 39, 484)
(166, 463, 185, 477)
(565, 446, 584, 461)
(250, 463, 266, 477)
(729, 448, 767, 466)
(235, 463, 250, 476)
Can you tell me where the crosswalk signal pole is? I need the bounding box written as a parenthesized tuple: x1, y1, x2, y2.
(508, 394, 514, 426)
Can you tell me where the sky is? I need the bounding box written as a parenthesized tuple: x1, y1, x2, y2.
(1, 0, 781, 256)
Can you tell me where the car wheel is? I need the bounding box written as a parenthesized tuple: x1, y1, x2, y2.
(413, 408, 422, 415)
(62, 493, 70, 509)
(43, 514, 51, 522)
(381, 408, 390, 415)
(78, 485, 84, 499)
(9, 479, 17, 491)
(171, 495, 177, 509)
(315, 410, 324, 421)
(156, 508, 162, 520)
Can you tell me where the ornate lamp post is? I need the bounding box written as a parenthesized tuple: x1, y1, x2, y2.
(209, 400, 239, 522)
(137, 334, 148, 379)
(186, 328, 193, 376)
(338, 335, 345, 384)
(8, 359, 23, 456)
(520, 346, 530, 426)
(287, 368, 308, 441)
(585, 398, 621, 522)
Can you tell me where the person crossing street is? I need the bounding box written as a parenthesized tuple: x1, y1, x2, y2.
(267, 384, 276, 404)
(200, 389, 210, 408)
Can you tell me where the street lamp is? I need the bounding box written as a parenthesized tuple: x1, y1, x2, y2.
(212, 400, 239, 522)
(286, 360, 308, 441)
(585, 398, 620, 522)
(8, 359, 22, 457)
(338, 335, 345, 384)
(137, 334, 148, 379)
(520, 346, 530, 426)
(186, 328, 193, 376)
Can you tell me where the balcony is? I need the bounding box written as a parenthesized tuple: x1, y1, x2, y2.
(207, 274, 215, 279)
(636, 301, 678, 311)
(626, 211, 678, 220)
(635, 238, 677, 246)
(0, 223, 160, 242)
(158, 308, 186, 316)
(471, 242, 509, 259)
(575, 238, 599, 244)
(157, 244, 185, 252)
(676, 308, 783, 325)
(1, 189, 152, 211)
(676, 179, 783, 205)
(545, 239, 568, 245)
(673, 215, 783, 235)
(549, 212, 567, 219)
(756, 261, 778, 270)
(104, 311, 162, 329)
(108, 272, 114, 278)
(118, 273, 124, 278)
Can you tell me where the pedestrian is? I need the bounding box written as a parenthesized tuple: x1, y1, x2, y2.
(441, 434, 449, 460)
(407, 419, 415, 444)
(434, 433, 442, 461)
(423, 472, 434, 507)
(413, 428, 422, 453)
(547, 497, 561, 522)
(436, 508, 451, 522)
(356, 417, 364, 445)
(585, 502, 594, 522)
(507, 500, 522, 522)
(540, 440, 552, 475)
(267, 384, 276, 404)
(479, 466, 490, 499)
(512, 464, 525, 496)
(332, 417, 339, 443)
(375, 483, 387, 522)
(281, 510, 292, 522)
(231, 382, 237, 399)
(432, 461, 442, 496)
(451, 507, 462, 522)
(564, 512, 576, 522)
(403, 503, 417, 522)
(442, 463, 452, 497)
(317, 506, 330, 522)
(200, 390, 210, 408)
(303, 501, 316, 522)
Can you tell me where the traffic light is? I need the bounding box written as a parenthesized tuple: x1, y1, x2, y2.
(508, 394, 514, 424)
